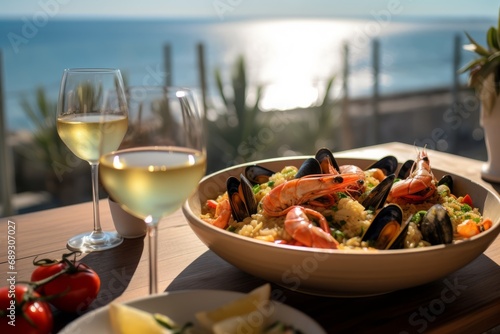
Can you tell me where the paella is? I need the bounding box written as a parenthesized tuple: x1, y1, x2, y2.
(200, 148, 493, 251)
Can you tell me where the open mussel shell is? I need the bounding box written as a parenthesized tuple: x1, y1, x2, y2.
(362, 204, 404, 250)
(366, 155, 398, 176)
(244, 165, 275, 185)
(361, 174, 395, 210)
(315, 148, 340, 174)
(397, 159, 414, 179)
(420, 204, 453, 245)
(240, 175, 258, 215)
(227, 174, 257, 222)
(295, 157, 322, 178)
(388, 216, 411, 249)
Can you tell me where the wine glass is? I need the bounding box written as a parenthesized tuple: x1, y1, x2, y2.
(99, 86, 206, 294)
(56, 68, 128, 252)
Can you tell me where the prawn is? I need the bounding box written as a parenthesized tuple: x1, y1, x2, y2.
(284, 206, 339, 249)
(262, 172, 365, 216)
(204, 198, 232, 229)
(389, 148, 436, 202)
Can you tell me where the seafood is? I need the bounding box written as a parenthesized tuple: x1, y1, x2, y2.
(284, 206, 339, 249)
(366, 155, 399, 181)
(388, 216, 411, 249)
(227, 175, 257, 221)
(361, 174, 395, 210)
(361, 204, 404, 249)
(419, 204, 453, 245)
(261, 172, 365, 216)
(206, 198, 232, 229)
(437, 174, 453, 192)
(201, 147, 493, 251)
(245, 165, 275, 185)
(389, 149, 436, 202)
(315, 148, 340, 174)
(295, 158, 322, 179)
(396, 159, 414, 179)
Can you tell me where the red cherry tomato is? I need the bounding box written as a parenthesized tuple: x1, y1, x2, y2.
(0, 285, 53, 334)
(461, 194, 474, 208)
(31, 259, 100, 313)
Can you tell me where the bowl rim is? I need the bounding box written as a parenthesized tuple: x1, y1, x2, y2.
(184, 155, 500, 256)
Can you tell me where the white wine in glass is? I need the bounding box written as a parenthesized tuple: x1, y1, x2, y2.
(99, 86, 206, 294)
(56, 68, 128, 252)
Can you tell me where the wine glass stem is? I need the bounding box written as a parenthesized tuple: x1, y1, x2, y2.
(147, 223, 159, 294)
(90, 163, 102, 234)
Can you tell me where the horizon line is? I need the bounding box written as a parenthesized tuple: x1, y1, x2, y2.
(0, 13, 496, 21)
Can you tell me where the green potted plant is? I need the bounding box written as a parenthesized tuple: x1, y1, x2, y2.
(460, 12, 500, 115)
(460, 10, 500, 182)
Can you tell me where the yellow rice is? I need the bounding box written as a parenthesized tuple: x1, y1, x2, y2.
(202, 166, 486, 250)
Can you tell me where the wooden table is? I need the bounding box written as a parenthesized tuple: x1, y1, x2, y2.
(1, 142, 499, 333)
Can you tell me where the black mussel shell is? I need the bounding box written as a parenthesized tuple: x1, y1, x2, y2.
(397, 159, 414, 179)
(227, 176, 247, 222)
(366, 155, 398, 176)
(437, 174, 453, 192)
(240, 174, 258, 215)
(388, 216, 411, 249)
(245, 165, 275, 185)
(362, 204, 403, 250)
(295, 158, 322, 179)
(315, 148, 340, 174)
(361, 174, 395, 210)
(227, 175, 257, 222)
(420, 204, 453, 245)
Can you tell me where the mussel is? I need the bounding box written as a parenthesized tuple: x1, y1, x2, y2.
(244, 165, 275, 185)
(396, 159, 414, 179)
(388, 216, 411, 249)
(315, 148, 340, 174)
(420, 204, 453, 245)
(437, 174, 453, 192)
(227, 174, 258, 222)
(366, 155, 399, 176)
(295, 158, 322, 179)
(362, 204, 405, 249)
(361, 174, 395, 210)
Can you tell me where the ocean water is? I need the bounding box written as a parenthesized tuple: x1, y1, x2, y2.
(0, 16, 494, 130)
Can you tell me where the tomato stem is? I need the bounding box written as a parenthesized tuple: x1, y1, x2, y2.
(29, 251, 84, 290)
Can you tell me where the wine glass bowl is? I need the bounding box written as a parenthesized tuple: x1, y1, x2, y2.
(56, 68, 128, 252)
(99, 86, 206, 294)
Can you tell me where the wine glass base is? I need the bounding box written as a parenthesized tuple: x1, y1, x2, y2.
(67, 231, 123, 252)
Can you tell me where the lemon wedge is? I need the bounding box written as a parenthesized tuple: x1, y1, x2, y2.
(109, 302, 166, 334)
(212, 315, 262, 334)
(196, 283, 271, 332)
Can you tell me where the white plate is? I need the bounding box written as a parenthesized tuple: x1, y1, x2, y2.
(59, 289, 326, 333)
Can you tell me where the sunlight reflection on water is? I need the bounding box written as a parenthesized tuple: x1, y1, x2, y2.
(210, 18, 359, 110)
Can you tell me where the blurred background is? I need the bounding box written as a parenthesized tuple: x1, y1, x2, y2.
(0, 0, 497, 216)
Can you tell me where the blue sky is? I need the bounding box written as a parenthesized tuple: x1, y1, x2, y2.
(0, 0, 497, 19)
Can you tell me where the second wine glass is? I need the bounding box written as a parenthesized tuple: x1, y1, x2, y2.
(99, 86, 206, 294)
(56, 68, 128, 252)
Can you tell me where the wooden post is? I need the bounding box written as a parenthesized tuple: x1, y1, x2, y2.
(452, 34, 461, 104)
(163, 44, 172, 86)
(197, 42, 207, 120)
(372, 38, 381, 145)
(341, 42, 353, 150)
(449, 33, 462, 152)
(0, 49, 14, 216)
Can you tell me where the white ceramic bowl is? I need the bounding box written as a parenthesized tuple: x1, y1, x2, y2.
(182, 157, 500, 297)
(108, 198, 147, 238)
